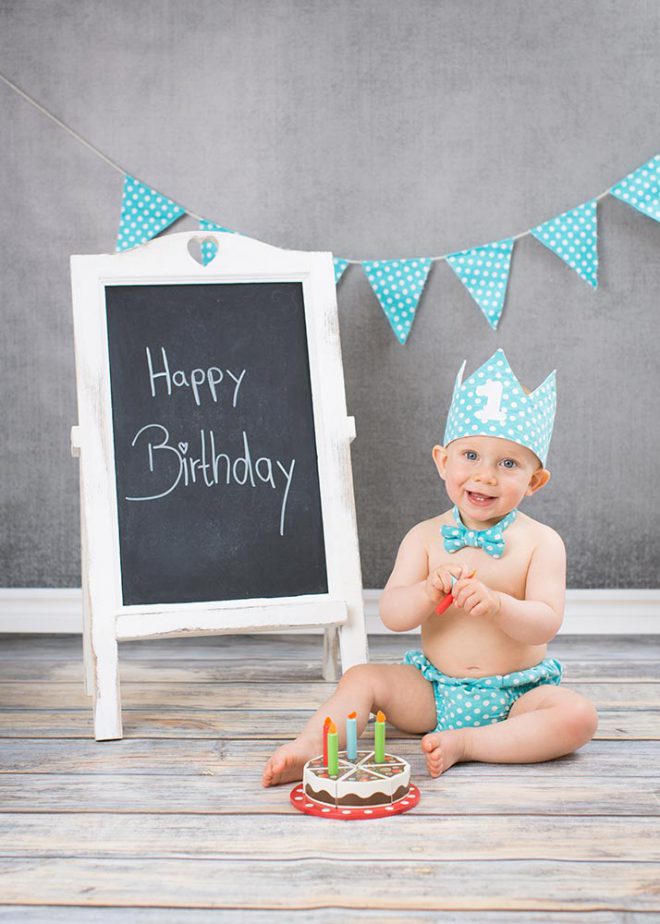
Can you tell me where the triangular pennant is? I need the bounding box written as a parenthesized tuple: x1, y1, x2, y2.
(445, 238, 514, 330)
(361, 258, 432, 345)
(333, 258, 350, 284)
(199, 219, 235, 265)
(116, 175, 185, 252)
(610, 154, 660, 223)
(531, 200, 598, 289)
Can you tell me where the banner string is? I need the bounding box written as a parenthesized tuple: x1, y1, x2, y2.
(0, 68, 620, 260)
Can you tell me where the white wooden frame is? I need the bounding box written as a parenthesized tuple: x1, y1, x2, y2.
(70, 231, 368, 740)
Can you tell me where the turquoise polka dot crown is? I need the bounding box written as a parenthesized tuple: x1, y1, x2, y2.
(443, 349, 557, 466)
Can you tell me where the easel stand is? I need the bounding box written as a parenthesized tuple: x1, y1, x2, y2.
(70, 232, 368, 740)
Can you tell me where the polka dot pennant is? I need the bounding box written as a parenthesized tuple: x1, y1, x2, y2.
(445, 238, 514, 331)
(199, 219, 235, 266)
(443, 348, 557, 466)
(361, 258, 432, 345)
(531, 200, 598, 289)
(333, 258, 350, 284)
(116, 175, 185, 252)
(609, 154, 660, 223)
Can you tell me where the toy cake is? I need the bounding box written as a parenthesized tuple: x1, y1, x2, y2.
(291, 710, 418, 818)
(302, 750, 411, 808)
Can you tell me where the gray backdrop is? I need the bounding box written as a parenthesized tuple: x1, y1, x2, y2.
(1, 0, 659, 590)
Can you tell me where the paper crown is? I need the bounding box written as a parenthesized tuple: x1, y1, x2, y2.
(443, 349, 557, 466)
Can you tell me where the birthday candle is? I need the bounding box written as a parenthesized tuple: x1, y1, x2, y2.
(346, 711, 358, 760)
(327, 720, 339, 776)
(374, 710, 386, 763)
(322, 716, 331, 766)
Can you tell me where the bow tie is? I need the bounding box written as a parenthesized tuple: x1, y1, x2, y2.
(441, 506, 517, 558)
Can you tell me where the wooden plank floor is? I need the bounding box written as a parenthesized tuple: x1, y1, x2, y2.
(0, 633, 659, 921)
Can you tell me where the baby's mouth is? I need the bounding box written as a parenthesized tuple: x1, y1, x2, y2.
(466, 490, 496, 505)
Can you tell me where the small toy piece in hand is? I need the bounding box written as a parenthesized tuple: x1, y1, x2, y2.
(435, 570, 477, 614)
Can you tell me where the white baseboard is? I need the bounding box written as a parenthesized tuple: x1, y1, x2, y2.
(0, 587, 659, 634)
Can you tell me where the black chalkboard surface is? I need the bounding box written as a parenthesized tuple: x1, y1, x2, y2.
(105, 282, 327, 606)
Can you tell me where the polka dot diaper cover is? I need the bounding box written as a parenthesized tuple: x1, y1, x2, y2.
(403, 650, 563, 732)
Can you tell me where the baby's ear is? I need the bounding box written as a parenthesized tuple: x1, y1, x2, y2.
(526, 467, 551, 496)
(432, 444, 448, 480)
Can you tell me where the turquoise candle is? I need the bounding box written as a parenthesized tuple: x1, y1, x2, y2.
(327, 721, 339, 776)
(374, 710, 386, 763)
(346, 711, 358, 760)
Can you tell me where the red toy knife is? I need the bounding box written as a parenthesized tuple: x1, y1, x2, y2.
(435, 569, 477, 614)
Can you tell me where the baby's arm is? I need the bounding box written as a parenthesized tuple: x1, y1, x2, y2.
(454, 528, 566, 644)
(379, 524, 466, 632)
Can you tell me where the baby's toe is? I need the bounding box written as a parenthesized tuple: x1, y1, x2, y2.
(422, 732, 441, 753)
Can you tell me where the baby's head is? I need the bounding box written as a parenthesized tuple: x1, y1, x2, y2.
(433, 350, 556, 523)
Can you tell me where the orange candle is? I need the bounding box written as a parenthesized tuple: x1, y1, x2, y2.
(322, 716, 331, 766)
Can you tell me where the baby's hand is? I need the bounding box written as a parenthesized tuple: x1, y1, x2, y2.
(452, 575, 501, 619)
(425, 563, 469, 605)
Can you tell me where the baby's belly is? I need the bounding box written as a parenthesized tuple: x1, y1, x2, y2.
(420, 614, 548, 678)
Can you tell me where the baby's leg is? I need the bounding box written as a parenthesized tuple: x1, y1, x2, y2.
(262, 663, 437, 786)
(422, 685, 598, 776)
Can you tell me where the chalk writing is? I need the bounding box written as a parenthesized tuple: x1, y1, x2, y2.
(126, 425, 296, 537)
(146, 346, 246, 407)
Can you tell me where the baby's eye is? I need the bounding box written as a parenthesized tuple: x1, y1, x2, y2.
(464, 450, 478, 461)
(500, 458, 517, 469)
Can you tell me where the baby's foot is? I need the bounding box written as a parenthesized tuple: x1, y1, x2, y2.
(421, 730, 467, 777)
(262, 735, 317, 787)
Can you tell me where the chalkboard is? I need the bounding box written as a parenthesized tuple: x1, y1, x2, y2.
(105, 282, 328, 605)
(71, 232, 367, 740)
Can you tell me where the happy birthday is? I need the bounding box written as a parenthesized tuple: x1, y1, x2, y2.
(123, 347, 296, 536)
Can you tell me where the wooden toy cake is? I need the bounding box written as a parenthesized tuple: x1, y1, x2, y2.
(303, 750, 411, 807)
(290, 710, 419, 819)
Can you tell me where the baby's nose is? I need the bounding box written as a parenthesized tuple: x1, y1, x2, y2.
(474, 467, 497, 484)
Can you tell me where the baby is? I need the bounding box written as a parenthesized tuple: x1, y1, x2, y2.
(263, 349, 598, 786)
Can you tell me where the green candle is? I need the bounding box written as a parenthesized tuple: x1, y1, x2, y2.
(327, 720, 339, 776)
(374, 710, 386, 763)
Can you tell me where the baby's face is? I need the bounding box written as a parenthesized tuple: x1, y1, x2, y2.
(433, 435, 550, 527)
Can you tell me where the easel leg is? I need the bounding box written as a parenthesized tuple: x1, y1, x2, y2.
(81, 590, 95, 697)
(93, 631, 123, 741)
(77, 460, 95, 697)
(322, 626, 340, 682)
(338, 602, 370, 674)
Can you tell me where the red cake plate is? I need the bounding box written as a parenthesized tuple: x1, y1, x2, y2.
(289, 782, 420, 820)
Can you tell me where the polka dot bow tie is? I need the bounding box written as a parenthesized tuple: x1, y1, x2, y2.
(441, 506, 518, 559)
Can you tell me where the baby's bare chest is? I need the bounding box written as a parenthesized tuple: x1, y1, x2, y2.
(427, 533, 532, 600)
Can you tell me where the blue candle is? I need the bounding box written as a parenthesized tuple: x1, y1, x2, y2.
(346, 711, 358, 760)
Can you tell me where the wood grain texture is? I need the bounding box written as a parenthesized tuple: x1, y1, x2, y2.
(0, 632, 658, 917)
(0, 857, 659, 911)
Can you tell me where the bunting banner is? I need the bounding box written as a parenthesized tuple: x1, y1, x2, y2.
(333, 258, 350, 284)
(116, 175, 185, 252)
(531, 200, 598, 289)
(361, 259, 433, 345)
(445, 238, 514, 331)
(609, 154, 660, 223)
(3, 76, 658, 349)
(199, 219, 234, 265)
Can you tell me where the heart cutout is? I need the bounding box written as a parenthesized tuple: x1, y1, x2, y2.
(178, 442, 189, 454)
(187, 236, 219, 267)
